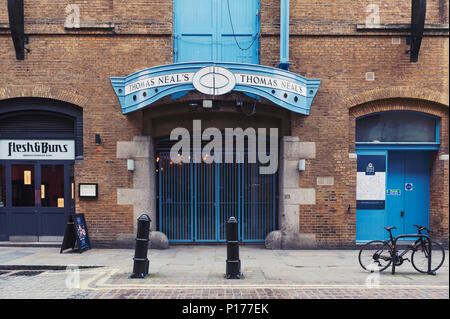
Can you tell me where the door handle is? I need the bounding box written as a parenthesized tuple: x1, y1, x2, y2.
(401, 211, 405, 217)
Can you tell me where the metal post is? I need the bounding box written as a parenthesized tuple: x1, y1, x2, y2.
(226, 216, 241, 279)
(427, 236, 435, 275)
(391, 240, 397, 275)
(130, 214, 151, 278)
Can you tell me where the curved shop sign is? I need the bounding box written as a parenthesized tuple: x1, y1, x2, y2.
(193, 66, 236, 95)
(111, 62, 321, 115)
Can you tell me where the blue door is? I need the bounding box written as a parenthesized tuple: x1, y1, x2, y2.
(356, 150, 431, 241)
(386, 151, 430, 238)
(174, 0, 259, 63)
(356, 150, 387, 241)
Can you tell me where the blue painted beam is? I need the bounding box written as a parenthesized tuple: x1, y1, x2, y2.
(110, 61, 321, 115)
(278, 0, 290, 70)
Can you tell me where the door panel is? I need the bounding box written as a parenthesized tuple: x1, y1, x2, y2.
(10, 164, 38, 236)
(158, 153, 193, 241)
(174, 0, 259, 63)
(219, 162, 241, 241)
(195, 162, 217, 241)
(386, 151, 430, 238)
(0, 164, 6, 240)
(356, 151, 387, 241)
(178, 35, 214, 62)
(241, 162, 276, 241)
(39, 164, 67, 236)
(386, 152, 405, 238)
(218, 0, 259, 63)
(357, 150, 431, 241)
(1, 161, 72, 240)
(403, 152, 430, 234)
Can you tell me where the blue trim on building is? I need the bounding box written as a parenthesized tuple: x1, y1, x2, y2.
(278, 0, 290, 70)
(356, 143, 440, 151)
(111, 61, 321, 115)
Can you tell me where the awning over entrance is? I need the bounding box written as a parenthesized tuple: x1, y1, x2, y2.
(110, 62, 321, 115)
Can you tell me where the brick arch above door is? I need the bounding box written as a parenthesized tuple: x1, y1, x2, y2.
(0, 96, 84, 159)
(0, 85, 90, 110)
(343, 87, 449, 111)
(348, 98, 449, 155)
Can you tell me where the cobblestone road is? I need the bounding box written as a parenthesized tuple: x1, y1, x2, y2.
(0, 246, 448, 299)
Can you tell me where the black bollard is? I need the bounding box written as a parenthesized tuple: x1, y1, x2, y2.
(226, 216, 241, 279)
(130, 214, 151, 278)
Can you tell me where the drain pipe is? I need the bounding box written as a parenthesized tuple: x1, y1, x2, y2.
(278, 0, 290, 70)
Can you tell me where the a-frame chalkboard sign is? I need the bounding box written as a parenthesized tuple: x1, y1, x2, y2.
(60, 213, 91, 253)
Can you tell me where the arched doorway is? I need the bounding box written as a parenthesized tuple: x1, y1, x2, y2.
(0, 98, 83, 241)
(355, 111, 440, 241)
(144, 100, 289, 243)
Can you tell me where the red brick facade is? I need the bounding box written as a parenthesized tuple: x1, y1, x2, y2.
(0, 1, 448, 247)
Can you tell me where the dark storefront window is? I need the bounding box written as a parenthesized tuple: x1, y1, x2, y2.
(356, 112, 438, 143)
(0, 165, 5, 207)
(12, 165, 35, 207)
(41, 165, 65, 207)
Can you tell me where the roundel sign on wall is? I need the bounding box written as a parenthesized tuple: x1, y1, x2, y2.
(193, 66, 236, 95)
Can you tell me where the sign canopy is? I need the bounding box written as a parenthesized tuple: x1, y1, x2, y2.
(111, 62, 321, 115)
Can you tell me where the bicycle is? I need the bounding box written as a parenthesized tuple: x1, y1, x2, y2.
(358, 224, 446, 274)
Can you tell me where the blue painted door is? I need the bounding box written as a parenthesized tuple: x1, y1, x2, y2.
(356, 150, 431, 241)
(386, 151, 430, 238)
(356, 150, 387, 241)
(174, 0, 259, 63)
(157, 152, 276, 242)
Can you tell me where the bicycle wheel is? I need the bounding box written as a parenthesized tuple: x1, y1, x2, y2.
(411, 240, 445, 273)
(359, 240, 393, 272)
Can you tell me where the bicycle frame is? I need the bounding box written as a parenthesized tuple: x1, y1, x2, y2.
(391, 234, 434, 275)
(382, 228, 434, 275)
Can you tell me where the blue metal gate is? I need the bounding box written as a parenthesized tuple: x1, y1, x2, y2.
(157, 151, 277, 243)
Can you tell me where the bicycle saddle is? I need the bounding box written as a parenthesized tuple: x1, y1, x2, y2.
(384, 226, 397, 231)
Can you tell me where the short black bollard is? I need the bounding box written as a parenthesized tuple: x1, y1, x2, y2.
(226, 216, 241, 279)
(130, 214, 151, 279)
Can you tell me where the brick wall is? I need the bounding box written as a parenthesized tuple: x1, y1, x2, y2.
(0, 0, 448, 246)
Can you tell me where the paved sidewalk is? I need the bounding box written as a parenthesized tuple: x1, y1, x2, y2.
(0, 245, 448, 299)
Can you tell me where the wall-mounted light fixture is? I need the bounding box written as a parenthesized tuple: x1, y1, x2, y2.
(203, 100, 213, 108)
(95, 134, 102, 145)
(127, 159, 135, 171)
(298, 159, 306, 171)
